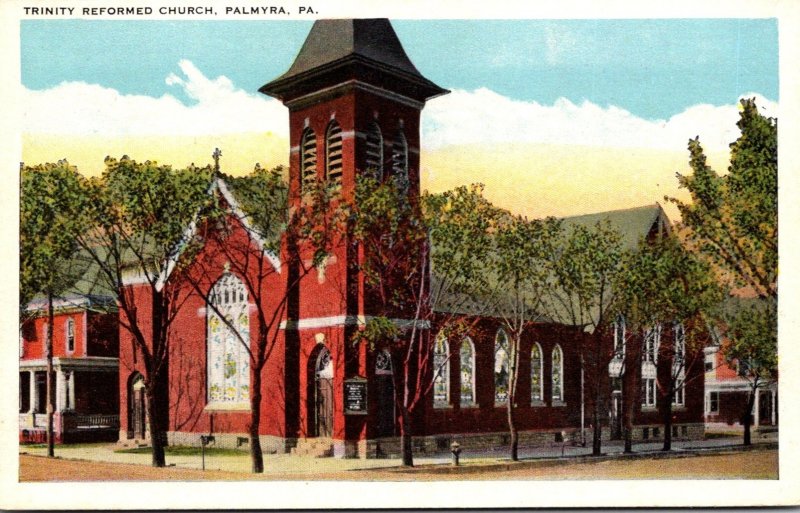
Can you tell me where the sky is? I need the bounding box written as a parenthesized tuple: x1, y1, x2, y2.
(19, 18, 779, 219)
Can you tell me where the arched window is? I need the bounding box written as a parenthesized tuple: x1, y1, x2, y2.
(364, 122, 383, 181)
(391, 129, 408, 192)
(65, 318, 75, 353)
(326, 121, 343, 185)
(494, 329, 509, 405)
(207, 273, 250, 406)
(433, 333, 449, 408)
(552, 344, 564, 402)
(531, 342, 543, 403)
(614, 314, 626, 358)
(673, 323, 686, 406)
(459, 338, 475, 406)
(300, 128, 317, 191)
(643, 324, 661, 363)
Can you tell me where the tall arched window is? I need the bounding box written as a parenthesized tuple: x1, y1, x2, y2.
(673, 323, 686, 406)
(433, 333, 449, 408)
(531, 342, 543, 403)
(326, 121, 343, 185)
(364, 122, 383, 181)
(300, 128, 317, 191)
(614, 314, 626, 358)
(459, 338, 475, 406)
(494, 329, 509, 405)
(391, 129, 408, 192)
(207, 273, 250, 406)
(552, 344, 564, 403)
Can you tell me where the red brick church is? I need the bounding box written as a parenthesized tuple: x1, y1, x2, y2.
(116, 19, 705, 458)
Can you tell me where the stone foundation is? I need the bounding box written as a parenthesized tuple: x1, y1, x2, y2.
(164, 431, 295, 454)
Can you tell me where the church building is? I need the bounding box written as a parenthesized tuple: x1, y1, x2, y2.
(116, 18, 706, 458)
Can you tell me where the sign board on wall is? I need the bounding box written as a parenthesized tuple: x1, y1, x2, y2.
(344, 377, 368, 415)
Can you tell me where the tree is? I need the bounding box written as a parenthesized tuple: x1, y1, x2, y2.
(671, 98, 776, 300)
(670, 98, 777, 444)
(723, 298, 777, 445)
(351, 178, 499, 466)
(489, 214, 562, 461)
(615, 233, 722, 451)
(20, 161, 91, 458)
(76, 156, 213, 467)
(543, 219, 623, 456)
(178, 165, 340, 473)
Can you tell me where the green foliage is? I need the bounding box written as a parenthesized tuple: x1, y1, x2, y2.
(616, 233, 723, 344)
(545, 219, 623, 330)
(20, 160, 91, 309)
(492, 214, 563, 320)
(354, 316, 400, 350)
(670, 98, 777, 299)
(222, 165, 288, 254)
(723, 298, 777, 383)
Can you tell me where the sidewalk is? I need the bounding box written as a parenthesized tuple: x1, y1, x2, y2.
(19, 431, 777, 477)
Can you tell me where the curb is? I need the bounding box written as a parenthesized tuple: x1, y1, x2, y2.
(381, 442, 779, 475)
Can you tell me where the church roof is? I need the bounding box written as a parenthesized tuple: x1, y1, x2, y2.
(260, 19, 447, 103)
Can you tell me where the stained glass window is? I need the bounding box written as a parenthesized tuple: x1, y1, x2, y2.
(459, 338, 475, 406)
(494, 329, 509, 405)
(207, 273, 250, 406)
(531, 343, 543, 403)
(433, 334, 449, 408)
(552, 344, 564, 402)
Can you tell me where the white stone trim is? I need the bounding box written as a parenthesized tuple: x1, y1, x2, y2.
(279, 315, 430, 330)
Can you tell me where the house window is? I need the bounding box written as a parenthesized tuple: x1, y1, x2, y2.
(707, 391, 719, 413)
(459, 338, 475, 406)
(494, 329, 510, 405)
(65, 318, 75, 353)
(673, 384, 685, 406)
(531, 342, 543, 403)
(614, 314, 626, 358)
(364, 122, 383, 181)
(391, 129, 408, 192)
(326, 121, 343, 185)
(552, 344, 564, 402)
(642, 378, 656, 408)
(643, 324, 661, 363)
(300, 128, 317, 190)
(207, 273, 250, 407)
(433, 333, 449, 408)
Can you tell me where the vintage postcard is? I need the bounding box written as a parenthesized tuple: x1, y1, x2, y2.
(2, 0, 798, 509)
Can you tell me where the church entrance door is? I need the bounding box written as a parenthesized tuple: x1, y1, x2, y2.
(315, 348, 333, 438)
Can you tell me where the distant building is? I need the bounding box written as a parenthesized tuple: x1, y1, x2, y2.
(19, 269, 119, 444)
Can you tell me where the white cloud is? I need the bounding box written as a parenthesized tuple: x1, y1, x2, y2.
(21, 60, 778, 156)
(422, 88, 778, 153)
(21, 60, 288, 137)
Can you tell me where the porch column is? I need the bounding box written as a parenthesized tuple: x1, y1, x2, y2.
(753, 388, 760, 427)
(68, 371, 76, 411)
(29, 371, 36, 414)
(771, 389, 776, 426)
(56, 370, 66, 412)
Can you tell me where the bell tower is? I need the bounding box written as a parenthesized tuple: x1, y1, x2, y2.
(260, 18, 447, 201)
(260, 19, 446, 456)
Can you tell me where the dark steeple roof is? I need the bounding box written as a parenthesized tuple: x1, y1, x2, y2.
(260, 19, 447, 104)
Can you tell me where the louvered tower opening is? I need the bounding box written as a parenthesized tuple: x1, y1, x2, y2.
(392, 130, 408, 192)
(326, 121, 343, 185)
(364, 122, 383, 181)
(301, 128, 317, 190)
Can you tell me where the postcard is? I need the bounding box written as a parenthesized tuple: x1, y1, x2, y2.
(2, 0, 798, 509)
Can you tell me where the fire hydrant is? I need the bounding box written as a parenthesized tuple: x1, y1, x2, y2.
(450, 441, 462, 466)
